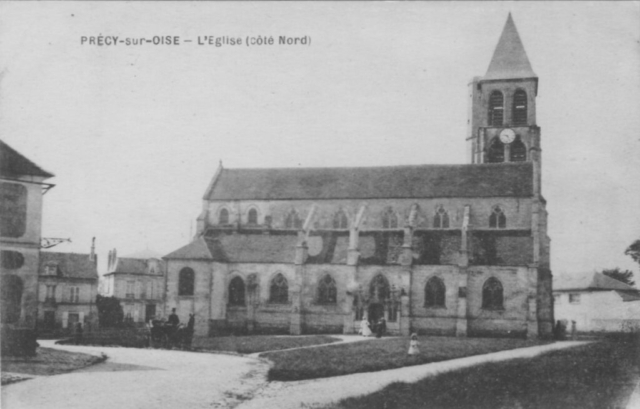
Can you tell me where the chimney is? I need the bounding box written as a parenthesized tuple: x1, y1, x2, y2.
(90, 237, 97, 267)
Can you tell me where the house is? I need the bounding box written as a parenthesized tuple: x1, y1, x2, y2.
(38, 240, 99, 335)
(1, 139, 54, 355)
(554, 272, 640, 333)
(102, 249, 166, 324)
(163, 14, 554, 339)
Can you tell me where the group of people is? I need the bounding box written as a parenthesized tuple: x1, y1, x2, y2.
(359, 316, 387, 338)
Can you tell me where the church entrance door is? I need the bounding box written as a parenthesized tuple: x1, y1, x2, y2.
(368, 303, 384, 323)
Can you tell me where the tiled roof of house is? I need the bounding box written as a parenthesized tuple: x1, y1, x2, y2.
(484, 14, 537, 80)
(205, 162, 534, 201)
(554, 272, 637, 292)
(164, 234, 298, 264)
(40, 252, 98, 279)
(0, 139, 54, 179)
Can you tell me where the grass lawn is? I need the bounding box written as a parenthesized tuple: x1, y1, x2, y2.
(261, 335, 547, 381)
(1, 347, 105, 378)
(327, 336, 640, 409)
(193, 334, 340, 354)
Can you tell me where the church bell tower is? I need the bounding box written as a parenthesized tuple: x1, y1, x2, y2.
(467, 14, 540, 165)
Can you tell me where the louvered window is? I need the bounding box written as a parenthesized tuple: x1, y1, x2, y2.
(247, 208, 258, 224)
(488, 91, 504, 126)
(510, 138, 527, 162)
(487, 138, 505, 163)
(333, 210, 349, 229)
(512, 90, 527, 125)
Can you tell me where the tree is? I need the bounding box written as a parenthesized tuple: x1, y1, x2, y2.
(96, 295, 124, 327)
(625, 240, 640, 265)
(602, 268, 636, 287)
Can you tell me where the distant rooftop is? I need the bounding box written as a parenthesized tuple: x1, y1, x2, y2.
(40, 252, 98, 279)
(554, 272, 637, 292)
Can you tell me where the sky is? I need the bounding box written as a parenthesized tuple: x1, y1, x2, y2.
(1, 2, 639, 279)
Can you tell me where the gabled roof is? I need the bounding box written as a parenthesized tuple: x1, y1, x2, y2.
(554, 272, 638, 292)
(205, 162, 534, 201)
(164, 234, 298, 264)
(484, 14, 537, 81)
(0, 139, 54, 179)
(40, 252, 98, 279)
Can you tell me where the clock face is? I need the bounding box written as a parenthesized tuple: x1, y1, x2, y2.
(499, 128, 516, 144)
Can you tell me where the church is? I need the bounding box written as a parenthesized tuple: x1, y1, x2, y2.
(164, 15, 554, 339)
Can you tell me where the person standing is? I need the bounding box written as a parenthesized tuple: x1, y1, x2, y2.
(407, 333, 420, 355)
(376, 317, 386, 338)
(360, 316, 372, 337)
(168, 308, 180, 327)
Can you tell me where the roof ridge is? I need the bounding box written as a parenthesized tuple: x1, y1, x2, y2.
(224, 162, 532, 172)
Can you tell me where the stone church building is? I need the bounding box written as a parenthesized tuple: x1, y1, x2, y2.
(164, 15, 554, 339)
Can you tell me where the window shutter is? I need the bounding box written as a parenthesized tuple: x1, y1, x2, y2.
(62, 311, 69, 328)
(79, 312, 85, 323)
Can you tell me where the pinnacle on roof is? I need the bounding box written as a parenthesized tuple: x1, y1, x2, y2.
(484, 14, 537, 81)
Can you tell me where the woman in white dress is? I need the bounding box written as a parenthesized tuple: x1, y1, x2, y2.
(360, 316, 372, 337)
(407, 333, 420, 355)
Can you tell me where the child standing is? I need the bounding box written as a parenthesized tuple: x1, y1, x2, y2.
(407, 333, 420, 355)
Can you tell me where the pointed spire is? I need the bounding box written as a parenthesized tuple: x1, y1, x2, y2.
(484, 14, 536, 80)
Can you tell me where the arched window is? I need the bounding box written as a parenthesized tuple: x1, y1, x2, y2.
(482, 277, 504, 309)
(228, 276, 245, 306)
(487, 137, 505, 163)
(433, 206, 450, 229)
(285, 210, 302, 229)
(510, 137, 527, 162)
(219, 208, 229, 225)
(178, 267, 195, 296)
(369, 275, 390, 303)
(317, 274, 337, 304)
(488, 91, 504, 126)
(424, 277, 446, 308)
(247, 208, 258, 225)
(1, 275, 23, 323)
(512, 90, 528, 125)
(489, 206, 507, 229)
(333, 210, 349, 229)
(269, 273, 288, 304)
(382, 209, 398, 229)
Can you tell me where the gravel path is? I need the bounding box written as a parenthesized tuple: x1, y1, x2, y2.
(236, 341, 590, 409)
(2, 340, 270, 409)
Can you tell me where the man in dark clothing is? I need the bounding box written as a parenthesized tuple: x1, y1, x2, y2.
(376, 317, 386, 338)
(75, 322, 83, 345)
(168, 308, 180, 327)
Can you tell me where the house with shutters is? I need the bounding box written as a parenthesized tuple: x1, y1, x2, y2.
(38, 241, 99, 334)
(1, 139, 54, 355)
(101, 249, 166, 324)
(163, 14, 554, 339)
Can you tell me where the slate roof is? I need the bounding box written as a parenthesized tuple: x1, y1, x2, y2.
(554, 272, 638, 292)
(40, 252, 98, 279)
(105, 257, 150, 275)
(164, 234, 298, 264)
(0, 139, 54, 179)
(484, 14, 537, 81)
(205, 162, 533, 201)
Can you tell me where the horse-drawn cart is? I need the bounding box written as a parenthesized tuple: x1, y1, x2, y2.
(147, 315, 194, 350)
